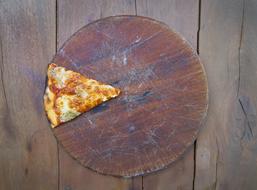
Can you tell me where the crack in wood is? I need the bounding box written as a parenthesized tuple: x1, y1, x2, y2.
(236, 0, 245, 96)
(194, 0, 202, 189)
(237, 0, 245, 96)
(0, 35, 16, 140)
(214, 137, 220, 190)
(193, 141, 197, 190)
(238, 96, 256, 141)
(55, 1, 60, 190)
(135, 0, 137, 16)
(196, 0, 202, 55)
(142, 176, 144, 190)
(0, 42, 8, 111)
(56, 0, 59, 52)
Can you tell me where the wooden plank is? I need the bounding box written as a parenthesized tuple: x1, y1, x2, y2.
(194, 0, 257, 189)
(136, 0, 199, 49)
(142, 149, 194, 190)
(57, 1, 142, 189)
(137, 0, 199, 189)
(57, 0, 137, 49)
(0, 0, 58, 190)
(232, 0, 257, 189)
(239, 0, 257, 113)
(59, 150, 140, 190)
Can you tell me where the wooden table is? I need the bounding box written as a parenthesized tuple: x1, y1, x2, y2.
(1, 0, 257, 189)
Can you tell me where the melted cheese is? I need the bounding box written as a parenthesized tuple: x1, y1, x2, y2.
(75, 86, 89, 98)
(56, 95, 80, 122)
(43, 63, 121, 128)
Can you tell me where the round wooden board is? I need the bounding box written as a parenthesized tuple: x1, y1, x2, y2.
(51, 16, 208, 177)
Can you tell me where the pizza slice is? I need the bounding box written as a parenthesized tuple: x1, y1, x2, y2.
(44, 63, 121, 128)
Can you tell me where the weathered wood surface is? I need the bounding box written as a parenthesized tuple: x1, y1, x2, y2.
(195, 0, 257, 190)
(1, 0, 257, 189)
(0, 0, 58, 190)
(53, 15, 207, 177)
(136, 0, 200, 189)
(56, 1, 140, 189)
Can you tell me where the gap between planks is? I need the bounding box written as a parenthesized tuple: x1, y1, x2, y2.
(237, 0, 245, 96)
(193, 0, 202, 189)
(55, 1, 60, 190)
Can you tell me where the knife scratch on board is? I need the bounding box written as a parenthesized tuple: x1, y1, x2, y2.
(59, 49, 81, 69)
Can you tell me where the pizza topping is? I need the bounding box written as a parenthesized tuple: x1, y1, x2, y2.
(44, 63, 121, 128)
(56, 95, 80, 123)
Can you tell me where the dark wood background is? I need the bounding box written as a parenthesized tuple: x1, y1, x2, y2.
(0, 0, 256, 189)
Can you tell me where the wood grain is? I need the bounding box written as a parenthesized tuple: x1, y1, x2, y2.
(52, 15, 207, 177)
(224, 0, 257, 189)
(195, 0, 242, 189)
(58, 0, 136, 48)
(136, 0, 200, 189)
(194, 0, 257, 189)
(57, 0, 140, 189)
(2, 1, 257, 189)
(137, 0, 199, 49)
(0, 0, 58, 190)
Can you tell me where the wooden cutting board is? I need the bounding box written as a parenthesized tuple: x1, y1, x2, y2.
(51, 15, 208, 177)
